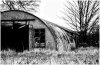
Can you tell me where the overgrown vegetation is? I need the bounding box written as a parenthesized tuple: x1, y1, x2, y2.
(1, 47, 99, 65)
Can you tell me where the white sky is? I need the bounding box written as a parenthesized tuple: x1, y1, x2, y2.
(35, 0, 73, 30)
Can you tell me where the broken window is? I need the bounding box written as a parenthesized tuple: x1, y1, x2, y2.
(34, 29, 45, 48)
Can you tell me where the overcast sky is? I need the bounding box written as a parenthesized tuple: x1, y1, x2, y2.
(35, 0, 74, 30)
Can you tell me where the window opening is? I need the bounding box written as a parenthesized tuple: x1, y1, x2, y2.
(34, 29, 45, 48)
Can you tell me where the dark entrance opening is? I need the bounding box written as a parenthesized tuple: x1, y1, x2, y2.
(1, 21, 29, 52)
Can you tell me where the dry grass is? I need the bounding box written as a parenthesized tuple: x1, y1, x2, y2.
(0, 47, 99, 65)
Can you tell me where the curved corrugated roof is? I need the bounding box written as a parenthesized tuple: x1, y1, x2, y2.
(42, 19, 76, 50)
(1, 10, 76, 51)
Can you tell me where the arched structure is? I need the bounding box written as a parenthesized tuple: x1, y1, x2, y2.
(1, 10, 75, 52)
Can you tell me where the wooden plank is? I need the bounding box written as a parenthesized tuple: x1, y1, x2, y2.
(1, 19, 35, 21)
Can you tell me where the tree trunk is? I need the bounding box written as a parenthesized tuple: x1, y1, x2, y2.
(79, 30, 88, 47)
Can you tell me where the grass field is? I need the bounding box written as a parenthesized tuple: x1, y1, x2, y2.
(0, 47, 99, 65)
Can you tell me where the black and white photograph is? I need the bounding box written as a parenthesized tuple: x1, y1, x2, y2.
(0, 0, 99, 65)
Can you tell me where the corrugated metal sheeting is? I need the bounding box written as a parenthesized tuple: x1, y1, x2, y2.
(43, 20, 76, 51)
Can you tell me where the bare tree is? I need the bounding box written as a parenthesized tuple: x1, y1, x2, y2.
(61, 0, 99, 47)
(1, 0, 40, 12)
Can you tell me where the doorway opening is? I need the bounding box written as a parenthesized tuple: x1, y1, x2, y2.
(1, 21, 29, 52)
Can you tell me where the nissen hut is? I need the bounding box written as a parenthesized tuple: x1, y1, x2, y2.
(1, 10, 76, 52)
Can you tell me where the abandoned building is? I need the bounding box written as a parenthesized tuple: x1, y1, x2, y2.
(1, 10, 76, 52)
